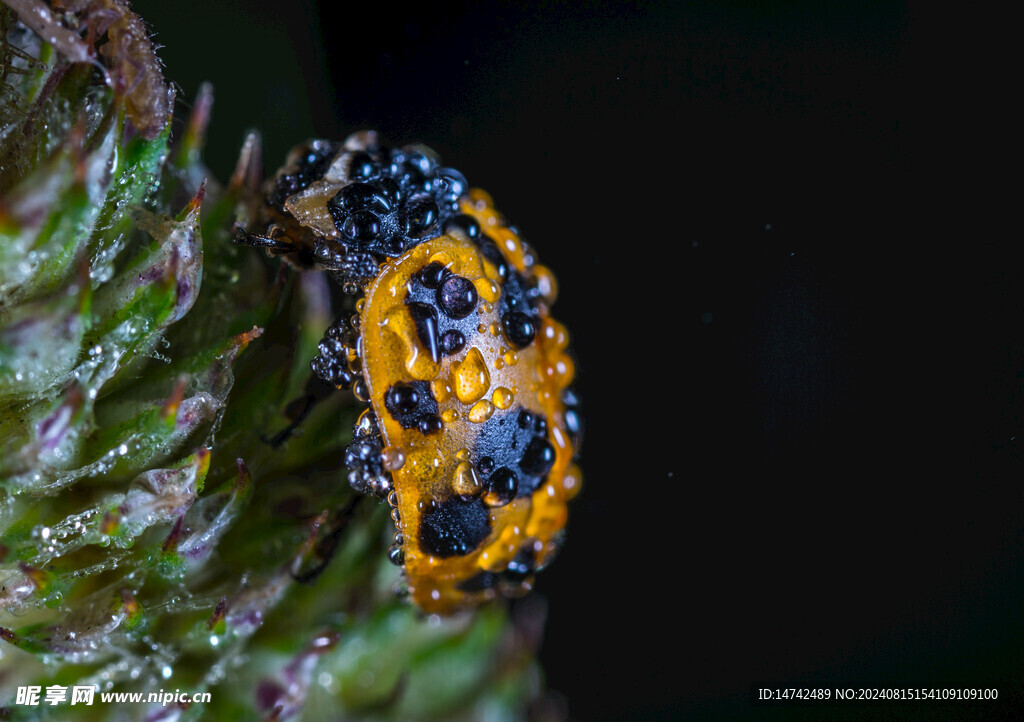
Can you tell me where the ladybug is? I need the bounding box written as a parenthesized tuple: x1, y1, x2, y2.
(239, 131, 581, 614)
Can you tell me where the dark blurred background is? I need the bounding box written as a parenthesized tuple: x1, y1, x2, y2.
(135, 1, 1023, 719)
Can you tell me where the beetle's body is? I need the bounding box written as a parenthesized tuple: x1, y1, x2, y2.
(245, 131, 580, 614)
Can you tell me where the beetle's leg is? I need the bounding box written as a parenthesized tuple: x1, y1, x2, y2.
(233, 224, 318, 269)
(290, 495, 364, 583)
(263, 373, 335, 447)
(239, 227, 381, 283)
(233, 226, 293, 252)
(263, 312, 363, 447)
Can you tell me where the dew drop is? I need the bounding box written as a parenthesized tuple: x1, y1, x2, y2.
(482, 467, 517, 507)
(453, 348, 491, 404)
(441, 409, 460, 423)
(453, 462, 482, 498)
(382, 448, 406, 471)
(469, 400, 495, 424)
(492, 387, 514, 410)
(431, 378, 452, 403)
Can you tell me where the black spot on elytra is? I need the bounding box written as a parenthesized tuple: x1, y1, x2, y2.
(457, 570, 497, 592)
(563, 388, 583, 450)
(456, 546, 537, 592)
(438, 275, 478, 319)
(503, 311, 536, 349)
(443, 213, 482, 241)
(405, 265, 484, 358)
(384, 381, 438, 431)
(482, 466, 518, 507)
(419, 497, 491, 557)
(440, 329, 466, 355)
(520, 437, 556, 478)
(497, 270, 542, 349)
(468, 406, 554, 499)
(417, 414, 443, 434)
(416, 261, 449, 289)
(504, 546, 536, 582)
(407, 302, 440, 363)
(472, 232, 509, 279)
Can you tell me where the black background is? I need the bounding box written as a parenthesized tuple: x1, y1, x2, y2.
(134, 1, 1023, 719)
